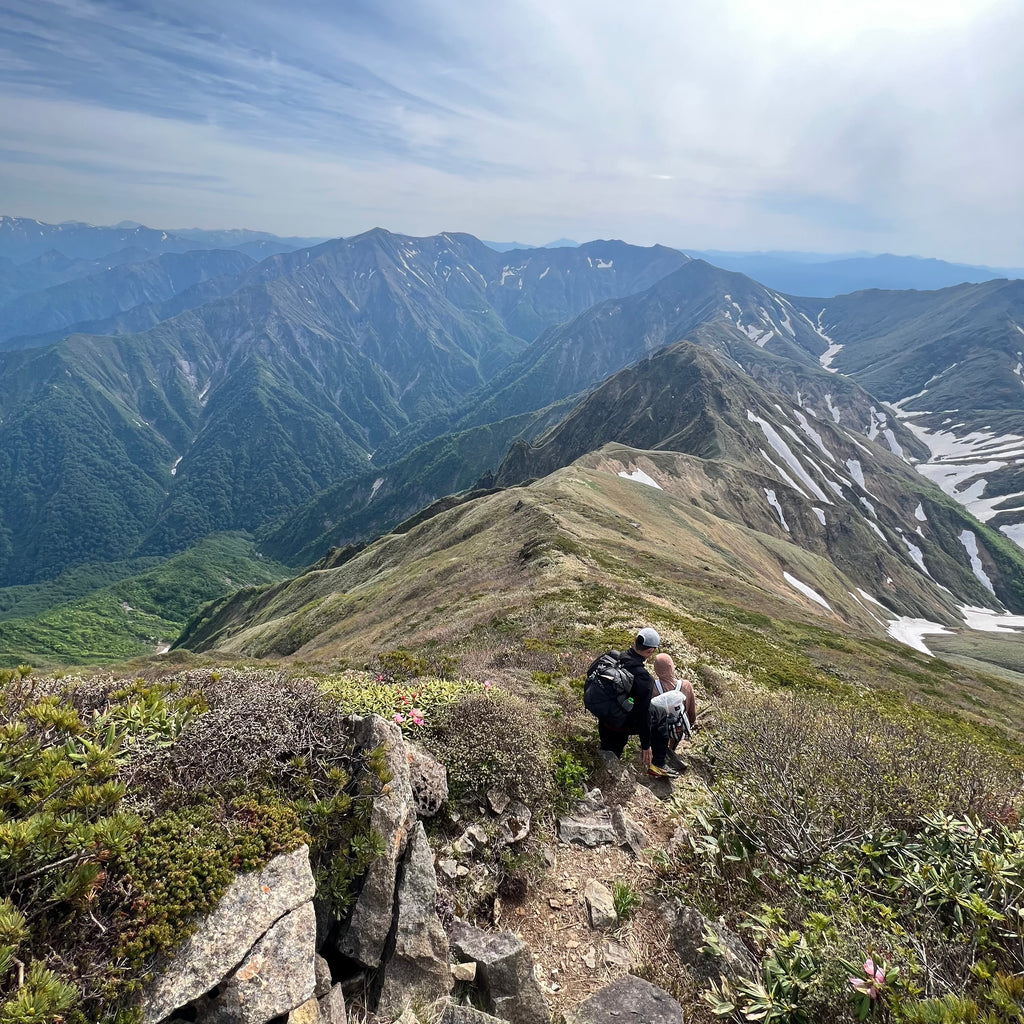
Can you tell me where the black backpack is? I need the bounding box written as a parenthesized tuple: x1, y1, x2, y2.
(583, 650, 635, 727)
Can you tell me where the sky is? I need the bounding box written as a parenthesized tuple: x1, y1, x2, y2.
(1, 0, 1022, 264)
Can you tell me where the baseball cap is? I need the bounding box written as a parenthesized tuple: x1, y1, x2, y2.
(636, 627, 661, 649)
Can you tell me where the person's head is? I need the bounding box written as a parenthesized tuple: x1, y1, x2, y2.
(653, 652, 676, 684)
(633, 626, 661, 659)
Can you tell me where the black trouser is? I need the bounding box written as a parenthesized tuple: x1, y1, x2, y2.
(599, 719, 668, 766)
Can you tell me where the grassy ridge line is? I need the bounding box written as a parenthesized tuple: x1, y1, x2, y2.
(0, 535, 288, 668)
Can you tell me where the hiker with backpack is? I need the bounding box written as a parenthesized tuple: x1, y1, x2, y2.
(652, 652, 696, 732)
(583, 627, 678, 779)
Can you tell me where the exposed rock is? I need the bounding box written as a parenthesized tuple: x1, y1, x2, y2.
(314, 954, 332, 998)
(611, 807, 648, 855)
(665, 904, 758, 984)
(451, 961, 477, 982)
(393, 1010, 421, 1024)
(557, 809, 617, 847)
(378, 821, 452, 1016)
(319, 984, 346, 1024)
(487, 788, 511, 815)
(438, 857, 459, 879)
(603, 940, 631, 971)
(408, 743, 449, 818)
(142, 846, 316, 1024)
(498, 801, 531, 843)
(287, 997, 321, 1024)
(440, 1006, 507, 1024)
(573, 975, 685, 1024)
(450, 921, 551, 1024)
(336, 715, 416, 970)
(202, 900, 317, 1024)
(584, 880, 617, 930)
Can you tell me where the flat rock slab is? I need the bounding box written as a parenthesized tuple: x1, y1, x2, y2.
(557, 812, 617, 847)
(573, 975, 685, 1024)
(203, 900, 317, 1024)
(143, 846, 315, 1024)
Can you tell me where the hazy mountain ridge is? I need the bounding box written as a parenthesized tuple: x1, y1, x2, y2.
(0, 248, 256, 346)
(0, 228, 689, 587)
(689, 249, 1024, 296)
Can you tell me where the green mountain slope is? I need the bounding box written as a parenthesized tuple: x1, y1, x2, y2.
(175, 448, 1024, 736)
(0, 533, 287, 667)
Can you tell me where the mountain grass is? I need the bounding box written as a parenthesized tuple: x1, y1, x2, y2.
(176, 457, 1024, 743)
(0, 534, 288, 668)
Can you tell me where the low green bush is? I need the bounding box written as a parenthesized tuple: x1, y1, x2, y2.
(428, 690, 554, 807)
(0, 670, 383, 1023)
(668, 683, 1024, 1024)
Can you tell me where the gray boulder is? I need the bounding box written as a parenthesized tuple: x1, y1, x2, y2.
(450, 922, 550, 1024)
(142, 846, 315, 1024)
(611, 807, 648, 855)
(574, 976, 685, 1024)
(440, 1006, 507, 1024)
(202, 900, 317, 1023)
(336, 714, 417, 970)
(665, 905, 758, 984)
(319, 984, 346, 1024)
(557, 810, 617, 847)
(408, 742, 448, 818)
(378, 821, 452, 1015)
(584, 880, 617, 930)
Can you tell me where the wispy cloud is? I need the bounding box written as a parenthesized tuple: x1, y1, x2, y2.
(0, 0, 1021, 263)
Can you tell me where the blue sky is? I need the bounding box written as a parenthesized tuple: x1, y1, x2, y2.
(1, 0, 1022, 264)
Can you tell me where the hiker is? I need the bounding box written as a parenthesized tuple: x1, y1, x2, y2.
(586, 627, 677, 779)
(652, 652, 697, 731)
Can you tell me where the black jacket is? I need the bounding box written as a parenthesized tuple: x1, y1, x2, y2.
(587, 647, 655, 749)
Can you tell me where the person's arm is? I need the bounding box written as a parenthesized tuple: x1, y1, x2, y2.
(681, 679, 696, 729)
(634, 669, 654, 759)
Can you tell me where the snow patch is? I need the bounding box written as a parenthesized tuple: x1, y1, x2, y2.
(369, 477, 385, 501)
(783, 572, 832, 611)
(901, 534, 931, 577)
(747, 411, 832, 502)
(619, 468, 662, 489)
(959, 604, 1024, 632)
(886, 617, 953, 655)
(764, 489, 790, 531)
(958, 530, 995, 594)
(793, 410, 836, 462)
(812, 507, 826, 526)
(845, 459, 866, 489)
(170, 456, 182, 476)
(815, 309, 843, 370)
(824, 394, 841, 424)
(914, 503, 926, 521)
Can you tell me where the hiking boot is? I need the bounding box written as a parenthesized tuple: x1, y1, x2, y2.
(647, 763, 679, 779)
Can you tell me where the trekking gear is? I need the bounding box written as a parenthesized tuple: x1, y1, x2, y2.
(647, 763, 679, 779)
(650, 690, 692, 745)
(583, 650, 635, 728)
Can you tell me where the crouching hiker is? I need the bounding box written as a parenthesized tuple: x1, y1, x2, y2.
(584, 627, 676, 778)
(649, 694, 693, 780)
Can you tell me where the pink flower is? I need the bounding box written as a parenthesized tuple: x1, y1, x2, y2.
(849, 958, 886, 1000)
(411, 715, 424, 726)
(484, 680, 492, 689)
(392, 713, 404, 724)
(377, 674, 385, 682)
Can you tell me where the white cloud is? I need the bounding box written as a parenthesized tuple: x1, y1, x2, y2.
(0, 0, 1021, 261)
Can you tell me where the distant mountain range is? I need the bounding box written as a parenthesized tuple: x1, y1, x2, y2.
(687, 249, 1024, 297)
(3, 214, 1024, 667)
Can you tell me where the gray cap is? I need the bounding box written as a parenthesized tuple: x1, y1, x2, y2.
(636, 627, 661, 649)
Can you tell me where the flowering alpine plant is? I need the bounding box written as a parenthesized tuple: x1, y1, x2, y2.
(846, 956, 896, 1020)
